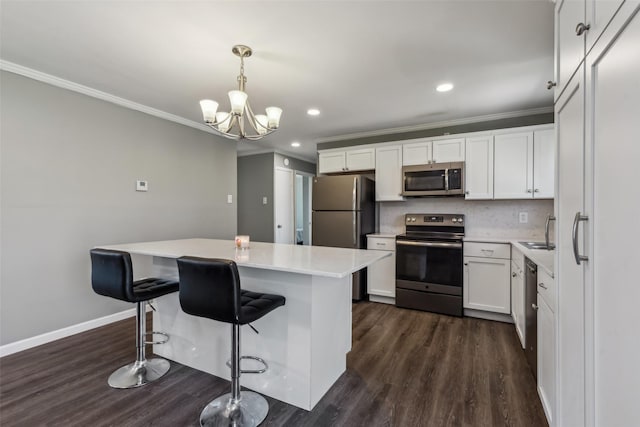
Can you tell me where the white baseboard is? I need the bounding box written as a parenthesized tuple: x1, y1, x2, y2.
(368, 295, 396, 305)
(0, 308, 138, 358)
(464, 308, 514, 324)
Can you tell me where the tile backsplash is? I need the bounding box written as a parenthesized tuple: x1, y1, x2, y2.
(378, 198, 554, 240)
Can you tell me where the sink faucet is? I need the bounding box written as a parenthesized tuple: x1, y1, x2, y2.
(545, 215, 556, 250)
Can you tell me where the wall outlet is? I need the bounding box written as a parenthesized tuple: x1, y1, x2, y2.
(262, 196, 268, 205)
(519, 212, 528, 223)
(136, 180, 148, 192)
(227, 194, 233, 204)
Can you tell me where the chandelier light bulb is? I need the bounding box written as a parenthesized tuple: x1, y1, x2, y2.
(255, 114, 269, 135)
(200, 100, 218, 123)
(266, 107, 283, 128)
(228, 90, 248, 115)
(216, 112, 231, 132)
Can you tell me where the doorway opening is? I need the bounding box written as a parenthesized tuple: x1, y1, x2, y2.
(295, 172, 313, 245)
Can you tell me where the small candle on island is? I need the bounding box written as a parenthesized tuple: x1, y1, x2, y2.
(235, 235, 250, 250)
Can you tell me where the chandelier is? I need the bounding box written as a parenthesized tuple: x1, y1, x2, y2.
(199, 45, 282, 141)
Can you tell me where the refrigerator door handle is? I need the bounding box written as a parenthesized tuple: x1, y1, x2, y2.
(353, 211, 357, 247)
(352, 177, 357, 211)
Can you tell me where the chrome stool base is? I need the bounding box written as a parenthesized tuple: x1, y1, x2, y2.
(200, 391, 268, 427)
(108, 358, 170, 389)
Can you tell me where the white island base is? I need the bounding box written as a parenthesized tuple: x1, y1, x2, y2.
(96, 239, 389, 411)
(152, 262, 351, 411)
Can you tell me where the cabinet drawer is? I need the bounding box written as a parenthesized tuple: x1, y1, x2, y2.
(464, 242, 511, 259)
(367, 237, 395, 251)
(537, 268, 556, 312)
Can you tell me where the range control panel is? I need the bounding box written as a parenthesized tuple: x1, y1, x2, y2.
(405, 213, 465, 226)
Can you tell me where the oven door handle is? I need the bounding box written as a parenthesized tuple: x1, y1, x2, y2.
(396, 240, 462, 249)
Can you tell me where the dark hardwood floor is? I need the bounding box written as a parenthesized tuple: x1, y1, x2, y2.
(0, 303, 547, 426)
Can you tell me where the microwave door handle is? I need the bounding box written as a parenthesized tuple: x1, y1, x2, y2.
(444, 169, 449, 191)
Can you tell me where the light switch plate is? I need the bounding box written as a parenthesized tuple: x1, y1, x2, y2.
(227, 194, 233, 204)
(136, 180, 148, 192)
(263, 196, 268, 205)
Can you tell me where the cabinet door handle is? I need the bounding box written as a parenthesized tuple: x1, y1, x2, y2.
(538, 283, 547, 289)
(534, 189, 540, 193)
(547, 80, 557, 90)
(576, 22, 591, 36)
(526, 189, 532, 193)
(512, 272, 517, 278)
(532, 303, 539, 311)
(572, 212, 589, 264)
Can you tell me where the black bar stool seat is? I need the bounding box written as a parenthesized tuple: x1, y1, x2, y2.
(90, 248, 179, 389)
(177, 256, 285, 427)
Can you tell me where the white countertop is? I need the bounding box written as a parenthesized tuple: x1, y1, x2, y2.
(97, 238, 390, 279)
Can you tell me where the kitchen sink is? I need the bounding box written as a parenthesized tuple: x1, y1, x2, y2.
(519, 241, 554, 250)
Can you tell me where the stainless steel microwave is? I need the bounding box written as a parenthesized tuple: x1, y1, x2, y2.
(402, 161, 465, 196)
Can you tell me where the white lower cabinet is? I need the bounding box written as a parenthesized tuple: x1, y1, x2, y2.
(511, 258, 525, 348)
(538, 290, 555, 426)
(367, 236, 395, 303)
(463, 242, 511, 314)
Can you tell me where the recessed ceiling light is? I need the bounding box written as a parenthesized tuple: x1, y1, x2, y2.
(436, 83, 454, 92)
(307, 108, 320, 116)
(291, 142, 301, 147)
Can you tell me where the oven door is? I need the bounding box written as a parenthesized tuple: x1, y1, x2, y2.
(395, 240, 463, 289)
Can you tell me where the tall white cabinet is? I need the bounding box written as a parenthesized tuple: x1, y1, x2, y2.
(554, 2, 640, 426)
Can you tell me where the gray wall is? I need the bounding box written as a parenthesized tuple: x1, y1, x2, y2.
(0, 71, 237, 345)
(237, 153, 315, 243)
(237, 153, 274, 243)
(317, 113, 554, 151)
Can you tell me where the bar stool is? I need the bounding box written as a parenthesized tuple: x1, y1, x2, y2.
(90, 248, 179, 389)
(177, 256, 285, 427)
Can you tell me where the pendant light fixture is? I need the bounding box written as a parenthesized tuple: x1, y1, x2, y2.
(199, 45, 282, 141)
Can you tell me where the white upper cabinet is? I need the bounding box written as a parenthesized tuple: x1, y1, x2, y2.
(318, 147, 375, 174)
(318, 151, 346, 174)
(494, 132, 534, 199)
(586, 0, 625, 51)
(533, 129, 556, 198)
(464, 135, 494, 200)
(375, 145, 404, 201)
(346, 148, 375, 171)
(432, 138, 465, 163)
(402, 139, 432, 166)
(555, 0, 586, 100)
(494, 130, 554, 199)
(402, 137, 464, 165)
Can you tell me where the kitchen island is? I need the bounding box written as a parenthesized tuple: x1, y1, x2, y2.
(96, 238, 389, 410)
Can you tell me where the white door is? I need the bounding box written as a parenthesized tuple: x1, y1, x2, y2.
(375, 145, 403, 201)
(345, 148, 375, 171)
(537, 293, 556, 425)
(402, 140, 432, 165)
(463, 256, 511, 314)
(588, 8, 640, 425)
(554, 0, 585, 101)
(318, 152, 346, 174)
(465, 135, 494, 200)
(494, 132, 534, 199)
(274, 168, 294, 244)
(555, 66, 586, 427)
(533, 129, 556, 198)
(432, 138, 465, 163)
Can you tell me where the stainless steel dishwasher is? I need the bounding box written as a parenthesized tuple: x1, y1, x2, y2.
(525, 257, 538, 379)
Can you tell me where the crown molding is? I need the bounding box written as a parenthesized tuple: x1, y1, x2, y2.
(315, 106, 554, 144)
(237, 147, 316, 164)
(0, 60, 220, 136)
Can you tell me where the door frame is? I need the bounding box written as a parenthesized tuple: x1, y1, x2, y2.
(294, 170, 314, 245)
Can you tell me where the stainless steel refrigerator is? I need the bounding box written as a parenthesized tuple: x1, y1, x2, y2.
(312, 175, 375, 300)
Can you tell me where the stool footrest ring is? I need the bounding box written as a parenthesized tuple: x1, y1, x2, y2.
(145, 331, 169, 345)
(226, 355, 268, 374)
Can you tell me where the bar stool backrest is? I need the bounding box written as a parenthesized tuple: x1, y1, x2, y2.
(90, 249, 134, 302)
(177, 257, 242, 324)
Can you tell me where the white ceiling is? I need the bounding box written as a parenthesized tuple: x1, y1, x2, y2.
(0, 0, 555, 162)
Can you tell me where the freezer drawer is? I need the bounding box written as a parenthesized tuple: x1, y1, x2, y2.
(312, 211, 362, 249)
